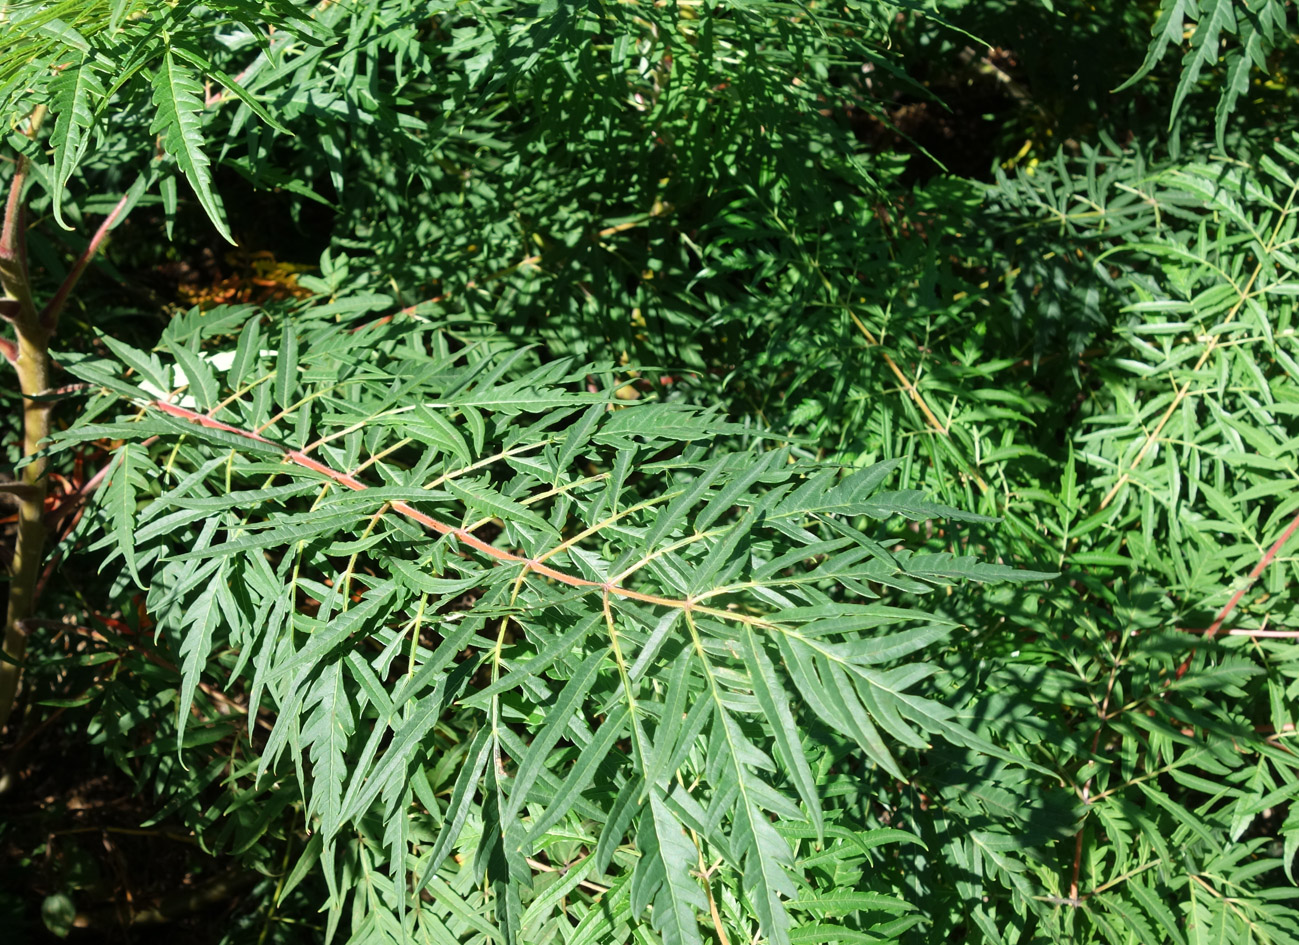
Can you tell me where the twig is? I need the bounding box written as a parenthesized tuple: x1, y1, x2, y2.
(40, 187, 133, 331)
(1174, 507, 1299, 678)
(52, 825, 198, 844)
(524, 856, 608, 895)
(1181, 626, 1299, 638)
(0, 107, 44, 326)
(693, 840, 731, 945)
(1066, 655, 1123, 904)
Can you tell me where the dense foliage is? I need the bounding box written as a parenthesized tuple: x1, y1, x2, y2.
(2, 1, 1299, 944)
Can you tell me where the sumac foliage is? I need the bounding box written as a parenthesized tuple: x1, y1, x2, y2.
(0, 2, 1298, 944)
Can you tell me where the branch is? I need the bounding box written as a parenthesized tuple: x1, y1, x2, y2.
(0, 106, 51, 735)
(0, 106, 46, 330)
(40, 187, 134, 332)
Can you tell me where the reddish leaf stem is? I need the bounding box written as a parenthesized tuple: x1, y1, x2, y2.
(1203, 509, 1299, 638)
(148, 400, 684, 610)
(1174, 507, 1299, 678)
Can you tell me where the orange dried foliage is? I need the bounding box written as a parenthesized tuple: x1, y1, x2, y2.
(176, 250, 314, 308)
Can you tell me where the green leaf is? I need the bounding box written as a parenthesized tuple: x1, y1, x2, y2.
(150, 49, 234, 244)
(743, 628, 823, 841)
(413, 405, 472, 466)
(416, 728, 493, 894)
(105, 444, 144, 586)
(275, 325, 299, 410)
(733, 791, 796, 945)
(48, 57, 104, 229)
(1115, 0, 1190, 93)
(503, 649, 606, 822)
(446, 477, 557, 537)
(41, 892, 76, 938)
(777, 635, 903, 780)
(631, 790, 707, 945)
(901, 552, 1057, 584)
(175, 565, 225, 752)
(168, 509, 360, 560)
(167, 42, 294, 136)
(99, 334, 170, 395)
(302, 662, 354, 837)
(526, 704, 629, 843)
(226, 316, 263, 390)
(170, 342, 219, 410)
(789, 890, 914, 915)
